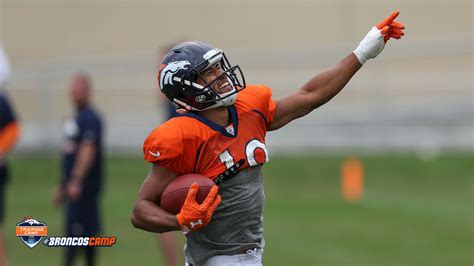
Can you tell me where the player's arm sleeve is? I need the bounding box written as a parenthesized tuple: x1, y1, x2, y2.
(143, 128, 193, 175)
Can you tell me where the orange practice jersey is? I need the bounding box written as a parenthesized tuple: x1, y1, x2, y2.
(143, 84, 276, 178)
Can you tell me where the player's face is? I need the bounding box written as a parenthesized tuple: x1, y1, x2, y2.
(197, 62, 233, 95)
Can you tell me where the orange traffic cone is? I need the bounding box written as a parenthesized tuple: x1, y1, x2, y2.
(341, 157, 364, 202)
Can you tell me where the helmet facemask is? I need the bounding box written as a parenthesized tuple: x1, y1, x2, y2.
(173, 50, 246, 111)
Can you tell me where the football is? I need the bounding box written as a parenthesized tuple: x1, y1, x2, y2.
(160, 173, 215, 214)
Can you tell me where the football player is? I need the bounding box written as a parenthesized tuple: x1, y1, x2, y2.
(132, 11, 405, 266)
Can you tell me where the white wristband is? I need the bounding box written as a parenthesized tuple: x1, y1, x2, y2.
(353, 50, 367, 65)
(353, 26, 386, 65)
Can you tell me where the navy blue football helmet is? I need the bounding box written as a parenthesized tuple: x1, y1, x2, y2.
(157, 41, 246, 111)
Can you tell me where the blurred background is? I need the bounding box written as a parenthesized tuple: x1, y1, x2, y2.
(1, 0, 472, 265)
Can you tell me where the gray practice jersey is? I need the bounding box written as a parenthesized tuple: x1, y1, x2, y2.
(184, 165, 265, 265)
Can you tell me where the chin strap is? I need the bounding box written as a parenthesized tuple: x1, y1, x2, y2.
(218, 92, 237, 107)
(172, 83, 238, 111)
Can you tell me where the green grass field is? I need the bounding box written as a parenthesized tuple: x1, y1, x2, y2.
(5, 153, 473, 266)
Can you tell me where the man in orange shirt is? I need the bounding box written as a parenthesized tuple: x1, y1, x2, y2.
(132, 12, 405, 265)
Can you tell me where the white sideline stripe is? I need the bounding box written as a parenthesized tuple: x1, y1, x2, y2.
(361, 189, 473, 221)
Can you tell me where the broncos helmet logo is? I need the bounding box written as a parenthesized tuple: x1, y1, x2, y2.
(159, 61, 191, 90)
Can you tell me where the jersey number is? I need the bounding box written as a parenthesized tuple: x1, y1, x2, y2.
(218, 139, 269, 169)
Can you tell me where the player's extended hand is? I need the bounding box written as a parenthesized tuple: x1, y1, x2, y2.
(376, 11, 406, 43)
(176, 183, 221, 233)
(353, 11, 405, 64)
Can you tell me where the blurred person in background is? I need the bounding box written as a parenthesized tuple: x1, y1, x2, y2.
(132, 11, 405, 266)
(0, 42, 20, 266)
(53, 73, 104, 266)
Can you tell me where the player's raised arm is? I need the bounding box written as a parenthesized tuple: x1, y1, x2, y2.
(269, 11, 405, 131)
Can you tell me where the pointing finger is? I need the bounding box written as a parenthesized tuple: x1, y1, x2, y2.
(377, 10, 400, 29)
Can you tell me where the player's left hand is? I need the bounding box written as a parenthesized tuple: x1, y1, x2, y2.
(67, 180, 82, 201)
(353, 10, 405, 65)
(176, 183, 221, 233)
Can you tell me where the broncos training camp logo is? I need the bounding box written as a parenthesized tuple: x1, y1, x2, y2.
(16, 217, 48, 249)
(159, 61, 190, 90)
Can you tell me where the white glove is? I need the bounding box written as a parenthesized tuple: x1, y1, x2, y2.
(353, 26, 387, 65)
(353, 11, 405, 65)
